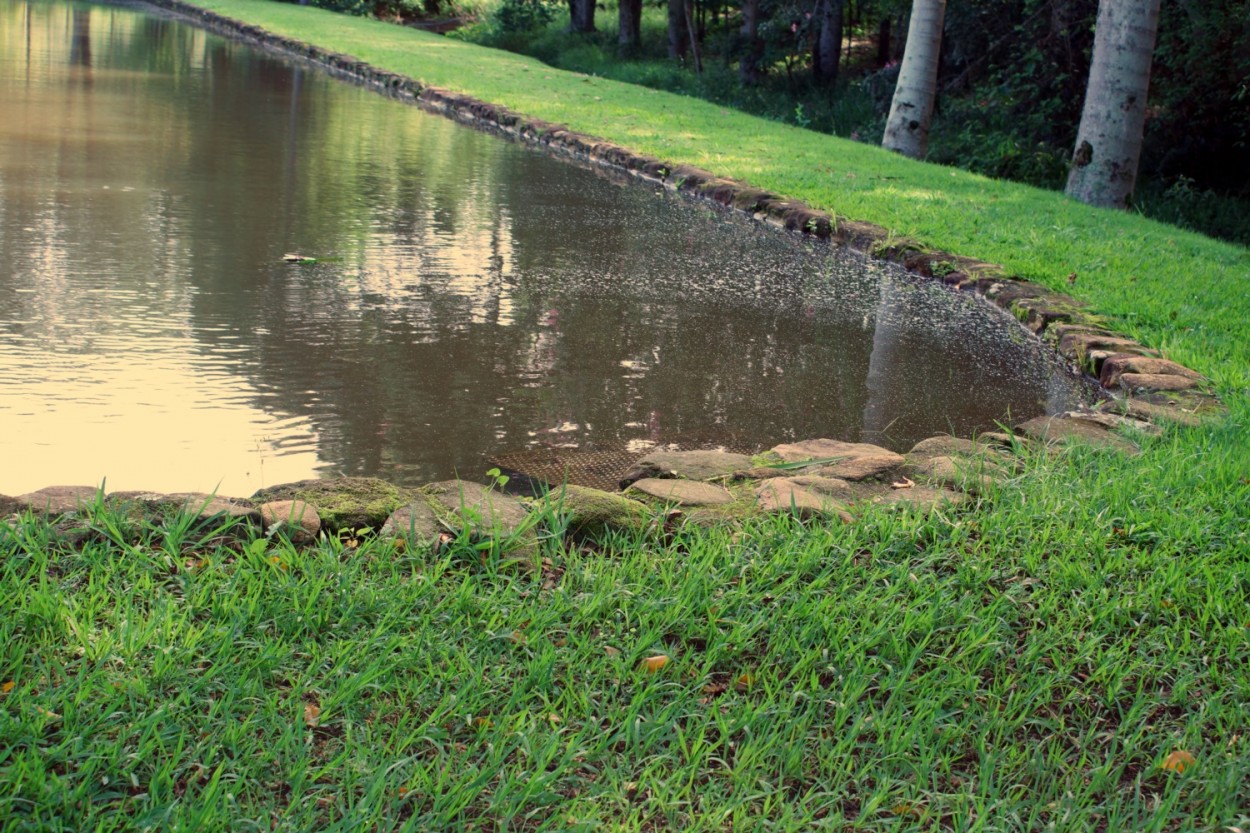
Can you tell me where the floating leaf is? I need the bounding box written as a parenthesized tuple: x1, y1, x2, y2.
(640, 655, 670, 673)
(303, 703, 321, 728)
(1162, 749, 1196, 772)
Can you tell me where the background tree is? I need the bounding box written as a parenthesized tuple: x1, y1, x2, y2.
(814, 0, 844, 85)
(882, 0, 945, 158)
(1065, 0, 1162, 208)
(618, 0, 642, 52)
(567, 0, 594, 33)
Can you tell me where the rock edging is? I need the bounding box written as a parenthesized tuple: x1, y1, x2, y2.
(2, 422, 1161, 558)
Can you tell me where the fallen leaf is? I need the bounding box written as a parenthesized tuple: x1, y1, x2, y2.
(1161, 749, 1196, 773)
(303, 703, 321, 728)
(892, 802, 923, 818)
(510, 630, 527, 645)
(735, 673, 755, 691)
(473, 716, 493, 729)
(36, 706, 61, 721)
(640, 655, 670, 673)
(891, 477, 915, 490)
(604, 646, 621, 658)
(1, 681, 14, 694)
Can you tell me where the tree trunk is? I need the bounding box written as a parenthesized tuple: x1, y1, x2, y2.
(815, 0, 843, 85)
(686, 0, 703, 74)
(668, 0, 689, 59)
(738, 0, 762, 83)
(619, 0, 642, 51)
(1065, 0, 1161, 208)
(881, 0, 946, 159)
(568, 0, 595, 33)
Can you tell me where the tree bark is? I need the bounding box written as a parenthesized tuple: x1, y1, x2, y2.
(1065, 0, 1162, 208)
(815, 0, 843, 85)
(619, 0, 642, 51)
(738, 0, 762, 83)
(882, 0, 946, 159)
(568, 0, 595, 33)
(668, 0, 689, 59)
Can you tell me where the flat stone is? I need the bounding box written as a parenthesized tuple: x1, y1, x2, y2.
(875, 486, 967, 511)
(113, 492, 262, 524)
(978, 431, 1021, 448)
(15, 485, 102, 515)
(423, 480, 538, 563)
(1099, 355, 1205, 388)
(768, 438, 897, 465)
(259, 500, 322, 544)
(1058, 331, 1157, 359)
(635, 450, 754, 481)
(752, 479, 853, 522)
(627, 478, 735, 506)
(1015, 416, 1140, 455)
(787, 475, 854, 496)
(810, 452, 904, 481)
(1096, 396, 1216, 428)
(731, 467, 790, 481)
(1056, 410, 1160, 436)
(380, 502, 442, 547)
(251, 477, 415, 532)
(909, 436, 983, 457)
(905, 456, 1000, 494)
(1117, 372, 1199, 392)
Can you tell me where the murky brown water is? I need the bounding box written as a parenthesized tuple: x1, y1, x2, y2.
(0, 0, 1097, 495)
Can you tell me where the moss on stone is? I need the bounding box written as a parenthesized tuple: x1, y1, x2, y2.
(543, 485, 653, 536)
(251, 477, 416, 531)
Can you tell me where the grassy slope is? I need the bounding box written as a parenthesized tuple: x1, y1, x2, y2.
(192, 0, 1250, 389)
(3, 2, 1248, 830)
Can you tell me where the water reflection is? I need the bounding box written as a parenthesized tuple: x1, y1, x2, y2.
(0, 0, 1097, 495)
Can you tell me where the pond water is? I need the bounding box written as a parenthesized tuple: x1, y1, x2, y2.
(0, 0, 1097, 495)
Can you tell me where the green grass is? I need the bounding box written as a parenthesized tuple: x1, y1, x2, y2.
(3, 444, 1249, 830)
(4, 1, 1249, 829)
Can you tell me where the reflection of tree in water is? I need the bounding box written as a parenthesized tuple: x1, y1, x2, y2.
(3, 2, 1093, 488)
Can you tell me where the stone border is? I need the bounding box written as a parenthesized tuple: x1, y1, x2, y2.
(0, 429, 1154, 556)
(147, 0, 1220, 430)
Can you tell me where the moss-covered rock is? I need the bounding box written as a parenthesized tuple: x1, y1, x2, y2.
(543, 484, 652, 536)
(251, 477, 417, 532)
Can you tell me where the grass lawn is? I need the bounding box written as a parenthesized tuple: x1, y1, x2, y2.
(2, 1, 1248, 830)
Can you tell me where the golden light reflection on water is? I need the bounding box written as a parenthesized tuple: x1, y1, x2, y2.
(0, 0, 1097, 494)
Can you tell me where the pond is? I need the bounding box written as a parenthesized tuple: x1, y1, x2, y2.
(0, 0, 1098, 495)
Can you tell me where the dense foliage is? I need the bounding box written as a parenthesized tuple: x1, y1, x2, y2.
(447, 0, 1250, 244)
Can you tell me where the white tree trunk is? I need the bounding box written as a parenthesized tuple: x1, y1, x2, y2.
(1065, 0, 1162, 208)
(881, 0, 946, 159)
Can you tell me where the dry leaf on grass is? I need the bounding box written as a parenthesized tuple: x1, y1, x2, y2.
(1, 681, 14, 694)
(1161, 749, 1196, 773)
(639, 655, 670, 673)
(303, 703, 321, 728)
